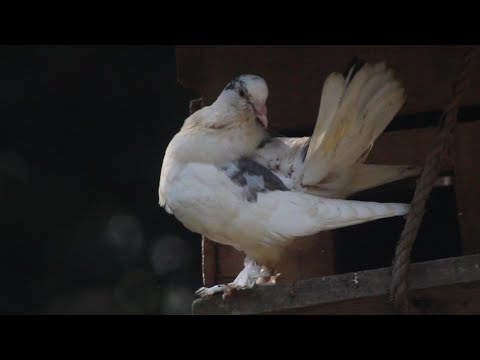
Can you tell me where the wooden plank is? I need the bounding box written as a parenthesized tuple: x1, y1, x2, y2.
(454, 121, 480, 254)
(201, 237, 217, 287)
(176, 45, 480, 132)
(279, 284, 480, 315)
(367, 127, 438, 166)
(192, 254, 480, 315)
(215, 233, 335, 285)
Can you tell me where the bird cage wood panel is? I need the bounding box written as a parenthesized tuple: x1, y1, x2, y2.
(175, 45, 480, 314)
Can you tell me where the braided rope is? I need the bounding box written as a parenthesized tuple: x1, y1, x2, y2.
(390, 46, 479, 314)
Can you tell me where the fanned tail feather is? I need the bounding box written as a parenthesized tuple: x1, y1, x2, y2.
(302, 58, 414, 196)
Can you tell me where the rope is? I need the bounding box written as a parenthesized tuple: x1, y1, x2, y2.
(390, 46, 479, 314)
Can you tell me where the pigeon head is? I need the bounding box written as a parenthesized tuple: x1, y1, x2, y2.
(219, 74, 269, 127)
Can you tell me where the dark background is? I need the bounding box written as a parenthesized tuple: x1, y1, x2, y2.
(0, 45, 464, 315)
(0, 45, 202, 314)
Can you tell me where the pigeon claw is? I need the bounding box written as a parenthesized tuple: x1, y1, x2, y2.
(195, 284, 228, 297)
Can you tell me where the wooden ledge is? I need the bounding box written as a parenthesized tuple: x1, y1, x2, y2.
(192, 254, 480, 315)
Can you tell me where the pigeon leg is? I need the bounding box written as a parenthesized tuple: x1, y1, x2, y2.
(194, 284, 229, 297)
(256, 267, 281, 286)
(195, 256, 270, 298)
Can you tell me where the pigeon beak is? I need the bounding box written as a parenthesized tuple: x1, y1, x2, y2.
(254, 103, 268, 128)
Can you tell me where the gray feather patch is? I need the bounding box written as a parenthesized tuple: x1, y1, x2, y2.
(256, 127, 287, 149)
(219, 157, 288, 202)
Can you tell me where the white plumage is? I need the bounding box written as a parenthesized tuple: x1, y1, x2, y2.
(159, 64, 420, 297)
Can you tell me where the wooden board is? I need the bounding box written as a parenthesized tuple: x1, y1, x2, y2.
(176, 45, 480, 132)
(192, 254, 480, 315)
(215, 233, 335, 285)
(201, 237, 217, 287)
(454, 121, 480, 254)
(367, 127, 438, 165)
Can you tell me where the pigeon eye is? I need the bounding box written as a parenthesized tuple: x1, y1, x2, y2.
(239, 89, 245, 98)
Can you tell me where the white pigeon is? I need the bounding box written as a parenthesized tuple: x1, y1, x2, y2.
(159, 60, 420, 298)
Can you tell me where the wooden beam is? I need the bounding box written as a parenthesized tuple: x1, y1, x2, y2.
(176, 45, 480, 132)
(367, 127, 438, 166)
(215, 233, 335, 285)
(201, 237, 217, 287)
(192, 254, 480, 315)
(454, 121, 480, 254)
